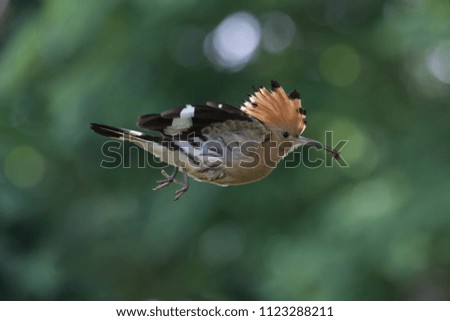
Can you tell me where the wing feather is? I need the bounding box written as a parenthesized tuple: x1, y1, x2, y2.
(137, 104, 251, 138)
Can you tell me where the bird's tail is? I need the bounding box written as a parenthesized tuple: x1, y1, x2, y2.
(90, 123, 195, 169)
(90, 123, 175, 163)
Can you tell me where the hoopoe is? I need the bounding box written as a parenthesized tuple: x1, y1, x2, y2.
(91, 80, 339, 200)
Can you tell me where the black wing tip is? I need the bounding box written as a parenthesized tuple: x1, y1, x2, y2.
(270, 80, 280, 90)
(90, 123, 124, 138)
(90, 122, 115, 132)
(288, 89, 301, 100)
(137, 113, 161, 128)
(90, 122, 103, 129)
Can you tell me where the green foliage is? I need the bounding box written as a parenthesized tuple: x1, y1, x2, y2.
(1, 0, 449, 300)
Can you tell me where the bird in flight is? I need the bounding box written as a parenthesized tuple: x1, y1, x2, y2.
(91, 80, 340, 200)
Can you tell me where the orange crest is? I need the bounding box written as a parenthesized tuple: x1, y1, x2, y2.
(241, 80, 307, 136)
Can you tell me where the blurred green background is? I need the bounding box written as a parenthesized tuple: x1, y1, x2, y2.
(1, 0, 449, 300)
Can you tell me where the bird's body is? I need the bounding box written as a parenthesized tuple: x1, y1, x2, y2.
(91, 80, 339, 199)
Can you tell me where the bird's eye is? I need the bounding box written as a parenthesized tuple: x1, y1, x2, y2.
(282, 131, 289, 138)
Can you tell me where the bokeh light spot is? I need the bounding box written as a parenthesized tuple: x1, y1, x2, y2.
(4, 146, 45, 188)
(204, 12, 261, 72)
(0, 0, 8, 23)
(351, 178, 396, 219)
(261, 11, 296, 54)
(427, 41, 450, 84)
(18, 249, 62, 298)
(323, 170, 413, 240)
(349, 171, 412, 221)
(320, 44, 361, 86)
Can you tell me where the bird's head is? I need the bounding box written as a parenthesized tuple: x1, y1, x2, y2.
(241, 80, 339, 159)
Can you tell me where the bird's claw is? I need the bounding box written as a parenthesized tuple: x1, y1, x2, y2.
(174, 186, 189, 201)
(152, 167, 189, 200)
(153, 168, 181, 190)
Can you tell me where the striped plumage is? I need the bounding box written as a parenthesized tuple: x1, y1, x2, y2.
(91, 80, 339, 200)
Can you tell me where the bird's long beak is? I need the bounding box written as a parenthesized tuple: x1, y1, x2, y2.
(296, 136, 340, 160)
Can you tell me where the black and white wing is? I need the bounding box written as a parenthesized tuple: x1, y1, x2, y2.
(137, 103, 251, 139)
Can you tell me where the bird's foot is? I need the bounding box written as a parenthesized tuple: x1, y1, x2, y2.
(153, 168, 183, 191)
(174, 171, 189, 201)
